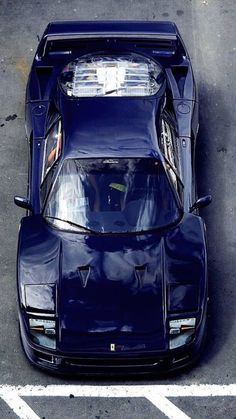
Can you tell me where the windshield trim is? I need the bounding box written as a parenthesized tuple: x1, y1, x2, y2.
(45, 210, 184, 236)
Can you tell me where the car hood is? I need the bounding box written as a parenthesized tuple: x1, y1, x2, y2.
(18, 213, 206, 353)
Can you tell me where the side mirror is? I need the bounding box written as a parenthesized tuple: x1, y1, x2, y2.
(14, 196, 33, 212)
(190, 195, 212, 212)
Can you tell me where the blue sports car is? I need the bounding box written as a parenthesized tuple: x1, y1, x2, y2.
(15, 21, 211, 374)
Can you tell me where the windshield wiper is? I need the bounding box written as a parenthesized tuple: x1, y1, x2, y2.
(104, 88, 122, 95)
(96, 88, 124, 96)
(45, 216, 96, 233)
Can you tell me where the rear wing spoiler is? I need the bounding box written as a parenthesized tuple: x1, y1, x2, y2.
(36, 21, 187, 59)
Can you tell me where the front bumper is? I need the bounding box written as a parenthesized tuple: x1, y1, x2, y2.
(19, 314, 206, 376)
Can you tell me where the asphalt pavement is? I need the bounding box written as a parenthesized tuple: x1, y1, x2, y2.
(0, 0, 235, 418)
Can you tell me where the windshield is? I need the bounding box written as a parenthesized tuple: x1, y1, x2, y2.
(43, 158, 180, 233)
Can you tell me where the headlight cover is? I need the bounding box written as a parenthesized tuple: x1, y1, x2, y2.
(169, 318, 196, 350)
(29, 318, 56, 349)
(24, 284, 55, 312)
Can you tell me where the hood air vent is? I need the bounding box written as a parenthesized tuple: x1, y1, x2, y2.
(135, 265, 147, 288)
(79, 265, 90, 288)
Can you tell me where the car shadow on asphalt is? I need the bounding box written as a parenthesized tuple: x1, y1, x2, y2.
(194, 82, 234, 371)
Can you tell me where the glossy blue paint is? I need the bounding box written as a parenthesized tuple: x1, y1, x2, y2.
(18, 212, 206, 354)
(61, 96, 164, 159)
(15, 21, 209, 374)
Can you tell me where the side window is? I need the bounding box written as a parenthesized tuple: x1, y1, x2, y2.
(160, 117, 183, 199)
(42, 119, 62, 181)
(40, 164, 57, 208)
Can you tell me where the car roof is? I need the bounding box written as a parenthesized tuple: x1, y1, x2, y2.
(60, 94, 163, 159)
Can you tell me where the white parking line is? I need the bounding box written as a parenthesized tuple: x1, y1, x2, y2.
(0, 384, 235, 419)
(146, 394, 191, 419)
(0, 391, 40, 419)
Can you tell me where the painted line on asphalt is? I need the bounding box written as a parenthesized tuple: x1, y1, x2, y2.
(146, 394, 191, 419)
(0, 392, 40, 419)
(0, 384, 235, 419)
